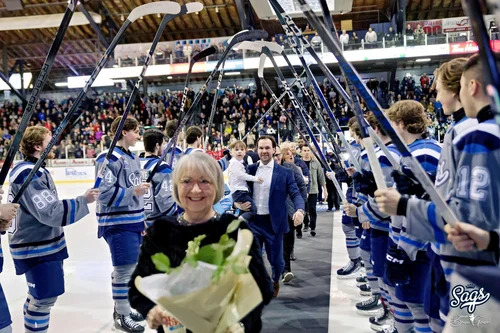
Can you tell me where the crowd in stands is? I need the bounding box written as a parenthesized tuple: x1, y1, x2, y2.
(0, 70, 449, 161)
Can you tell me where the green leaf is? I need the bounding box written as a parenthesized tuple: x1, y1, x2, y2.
(151, 253, 171, 273)
(226, 220, 242, 234)
(197, 245, 216, 263)
(212, 248, 224, 266)
(219, 234, 229, 244)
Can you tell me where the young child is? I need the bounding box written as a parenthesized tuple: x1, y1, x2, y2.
(228, 140, 263, 221)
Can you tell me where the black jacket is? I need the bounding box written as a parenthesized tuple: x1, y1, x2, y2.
(128, 213, 274, 333)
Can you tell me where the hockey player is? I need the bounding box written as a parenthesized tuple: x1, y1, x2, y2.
(183, 126, 230, 170)
(376, 54, 500, 330)
(376, 100, 442, 333)
(0, 192, 20, 333)
(8, 126, 98, 333)
(164, 120, 184, 168)
(95, 116, 149, 333)
(140, 129, 177, 225)
(334, 117, 363, 279)
(344, 113, 404, 325)
(376, 58, 469, 333)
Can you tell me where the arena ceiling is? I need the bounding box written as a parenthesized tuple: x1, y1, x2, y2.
(0, 0, 467, 83)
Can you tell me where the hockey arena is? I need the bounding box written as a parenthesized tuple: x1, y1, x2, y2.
(0, 0, 500, 333)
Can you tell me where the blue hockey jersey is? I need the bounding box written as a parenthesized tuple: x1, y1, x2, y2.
(140, 156, 177, 225)
(8, 161, 90, 274)
(95, 147, 145, 238)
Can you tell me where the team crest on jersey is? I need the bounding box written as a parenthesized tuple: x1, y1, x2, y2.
(435, 160, 449, 187)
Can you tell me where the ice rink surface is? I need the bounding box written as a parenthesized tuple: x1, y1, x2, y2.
(1, 183, 372, 332)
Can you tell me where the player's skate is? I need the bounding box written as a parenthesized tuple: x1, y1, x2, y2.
(381, 323, 398, 333)
(356, 275, 368, 287)
(113, 314, 145, 333)
(356, 295, 382, 316)
(369, 306, 393, 331)
(337, 259, 362, 279)
(129, 310, 145, 322)
(358, 283, 372, 296)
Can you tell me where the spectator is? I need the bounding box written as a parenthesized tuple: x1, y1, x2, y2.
(164, 45, 173, 64)
(339, 30, 349, 49)
(183, 43, 193, 61)
(385, 26, 396, 46)
(405, 23, 413, 36)
(311, 33, 322, 51)
(414, 24, 425, 43)
(364, 27, 377, 48)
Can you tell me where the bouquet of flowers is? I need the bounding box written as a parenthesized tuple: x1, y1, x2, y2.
(134, 220, 262, 333)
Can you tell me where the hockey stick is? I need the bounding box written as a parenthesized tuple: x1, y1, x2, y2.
(239, 40, 339, 155)
(265, 4, 361, 170)
(203, 60, 225, 152)
(0, 0, 79, 187)
(296, 0, 459, 225)
(179, 46, 218, 116)
(13, 1, 184, 202)
(240, 70, 306, 141)
(148, 29, 269, 181)
(462, 0, 500, 126)
(259, 49, 347, 202)
(319, 0, 400, 171)
(94, 3, 201, 188)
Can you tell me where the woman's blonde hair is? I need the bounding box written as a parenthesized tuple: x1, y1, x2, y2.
(386, 100, 427, 135)
(432, 57, 468, 95)
(172, 152, 224, 205)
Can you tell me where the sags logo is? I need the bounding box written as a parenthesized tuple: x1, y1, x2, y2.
(450, 283, 491, 314)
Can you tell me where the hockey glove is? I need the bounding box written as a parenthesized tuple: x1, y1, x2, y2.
(385, 245, 410, 286)
(335, 168, 351, 184)
(353, 169, 377, 197)
(391, 166, 435, 199)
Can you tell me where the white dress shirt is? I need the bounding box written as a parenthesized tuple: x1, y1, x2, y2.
(228, 159, 260, 194)
(253, 159, 274, 215)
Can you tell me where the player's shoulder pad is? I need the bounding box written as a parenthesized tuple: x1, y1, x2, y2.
(9, 161, 45, 184)
(453, 120, 500, 154)
(96, 148, 124, 163)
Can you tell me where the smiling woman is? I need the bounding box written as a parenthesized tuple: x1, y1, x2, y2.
(128, 151, 274, 332)
(172, 152, 225, 223)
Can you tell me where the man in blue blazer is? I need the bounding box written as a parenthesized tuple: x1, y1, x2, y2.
(237, 135, 305, 298)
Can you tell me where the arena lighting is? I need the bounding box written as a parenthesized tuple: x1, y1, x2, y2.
(250, 0, 351, 19)
(55, 82, 69, 87)
(167, 76, 173, 79)
(415, 58, 432, 62)
(0, 12, 101, 31)
(0, 73, 32, 90)
(225, 71, 241, 76)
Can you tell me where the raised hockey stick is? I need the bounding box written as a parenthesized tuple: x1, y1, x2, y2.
(259, 48, 347, 202)
(0, 0, 79, 187)
(296, 0, 459, 225)
(94, 3, 201, 188)
(462, 0, 500, 126)
(266, 4, 361, 170)
(203, 60, 225, 152)
(179, 46, 218, 116)
(241, 70, 306, 141)
(148, 29, 269, 181)
(13, 1, 184, 202)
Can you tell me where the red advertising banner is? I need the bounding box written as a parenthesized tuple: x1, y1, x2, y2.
(449, 40, 500, 54)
